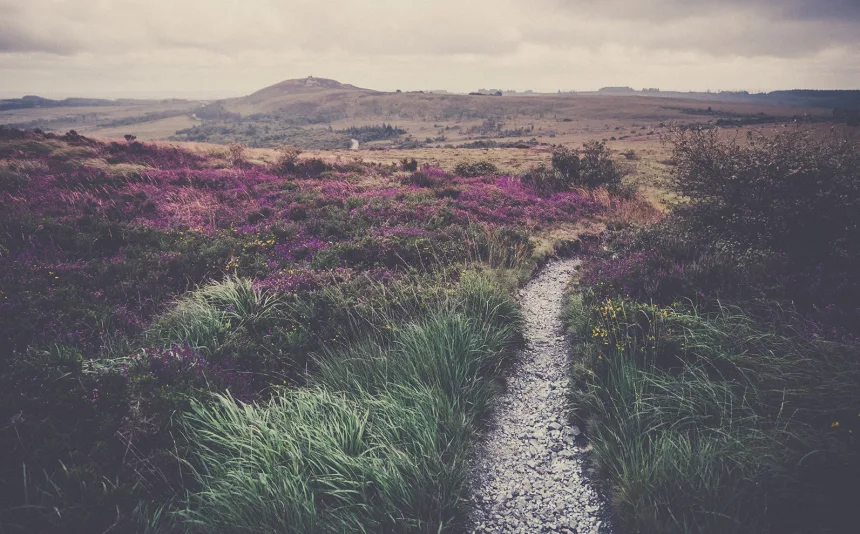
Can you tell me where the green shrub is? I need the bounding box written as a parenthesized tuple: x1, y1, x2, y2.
(455, 160, 498, 177)
(551, 145, 580, 182)
(521, 142, 626, 194)
(668, 127, 860, 268)
(400, 158, 418, 172)
(519, 165, 568, 195)
(270, 145, 303, 174)
(579, 140, 624, 189)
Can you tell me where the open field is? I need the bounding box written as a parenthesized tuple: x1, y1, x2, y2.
(2, 77, 859, 534)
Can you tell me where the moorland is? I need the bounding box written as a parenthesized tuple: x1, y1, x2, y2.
(2, 77, 860, 533)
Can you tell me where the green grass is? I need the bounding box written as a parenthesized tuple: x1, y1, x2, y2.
(147, 276, 283, 354)
(566, 295, 860, 534)
(172, 272, 522, 533)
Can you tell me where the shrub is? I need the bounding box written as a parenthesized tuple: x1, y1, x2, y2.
(668, 127, 860, 269)
(579, 140, 624, 189)
(271, 145, 302, 174)
(405, 170, 441, 188)
(551, 145, 580, 182)
(582, 127, 860, 329)
(520, 165, 564, 195)
(521, 143, 627, 194)
(400, 158, 418, 172)
(455, 160, 498, 177)
(288, 157, 331, 178)
(227, 143, 246, 167)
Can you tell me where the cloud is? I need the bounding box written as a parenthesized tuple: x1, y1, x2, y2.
(0, 2, 80, 55)
(0, 0, 857, 96)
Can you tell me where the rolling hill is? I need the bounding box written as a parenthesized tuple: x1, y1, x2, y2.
(219, 76, 377, 116)
(0, 77, 843, 149)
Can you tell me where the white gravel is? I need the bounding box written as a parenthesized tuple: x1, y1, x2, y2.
(469, 259, 611, 534)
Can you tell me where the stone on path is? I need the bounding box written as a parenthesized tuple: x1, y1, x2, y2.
(469, 259, 611, 534)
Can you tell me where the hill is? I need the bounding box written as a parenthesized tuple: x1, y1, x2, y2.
(222, 76, 377, 115)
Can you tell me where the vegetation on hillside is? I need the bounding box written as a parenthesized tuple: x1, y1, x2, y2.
(337, 123, 406, 142)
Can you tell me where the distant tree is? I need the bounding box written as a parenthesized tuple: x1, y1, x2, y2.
(124, 134, 137, 143)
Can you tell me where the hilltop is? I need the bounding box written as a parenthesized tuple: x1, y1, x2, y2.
(221, 76, 377, 115)
(248, 76, 371, 96)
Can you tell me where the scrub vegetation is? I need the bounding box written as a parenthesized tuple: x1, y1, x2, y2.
(567, 126, 860, 534)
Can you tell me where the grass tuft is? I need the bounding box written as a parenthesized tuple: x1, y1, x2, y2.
(566, 295, 860, 533)
(176, 273, 520, 532)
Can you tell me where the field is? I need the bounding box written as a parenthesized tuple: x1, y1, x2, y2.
(2, 77, 860, 533)
(0, 127, 657, 532)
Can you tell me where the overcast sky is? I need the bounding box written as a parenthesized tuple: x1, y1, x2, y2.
(2, 0, 859, 99)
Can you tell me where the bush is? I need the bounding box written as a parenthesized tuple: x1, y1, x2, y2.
(521, 142, 626, 194)
(293, 157, 331, 178)
(668, 127, 860, 268)
(227, 143, 246, 167)
(271, 145, 302, 174)
(551, 145, 580, 182)
(521, 164, 580, 196)
(520, 146, 582, 195)
(579, 140, 624, 189)
(455, 160, 498, 177)
(400, 158, 418, 172)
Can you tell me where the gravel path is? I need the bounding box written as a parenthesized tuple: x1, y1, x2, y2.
(469, 259, 610, 534)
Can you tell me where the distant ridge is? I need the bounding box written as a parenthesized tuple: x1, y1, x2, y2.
(0, 95, 168, 112)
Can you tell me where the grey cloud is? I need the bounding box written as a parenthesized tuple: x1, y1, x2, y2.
(0, 0, 857, 96)
(548, 0, 860, 22)
(0, 25, 79, 55)
(530, 0, 860, 57)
